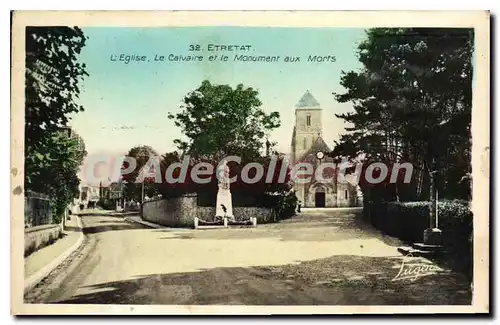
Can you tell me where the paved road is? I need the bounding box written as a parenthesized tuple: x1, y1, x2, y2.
(25, 209, 471, 305)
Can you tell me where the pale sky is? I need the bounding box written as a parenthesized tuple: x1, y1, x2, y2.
(68, 27, 367, 181)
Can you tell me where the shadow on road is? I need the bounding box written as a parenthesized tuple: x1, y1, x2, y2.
(56, 255, 471, 305)
(97, 220, 124, 224)
(82, 223, 147, 234)
(63, 225, 81, 232)
(78, 212, 110, 217)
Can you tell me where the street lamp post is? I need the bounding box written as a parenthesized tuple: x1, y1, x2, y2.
(315, 151, 325, 208)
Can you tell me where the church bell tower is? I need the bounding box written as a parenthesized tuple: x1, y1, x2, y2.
(291, 90, 323, 162)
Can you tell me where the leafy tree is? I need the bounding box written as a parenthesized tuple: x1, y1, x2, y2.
(121, 145, 160, 202)
(25, 27, 88, 150)
(26, 130, 87, 223)
(168, 80, 281, 159)
(25, 27, 89, 223)
(332, 28, 473, 202)
(165, 81, 295, 219)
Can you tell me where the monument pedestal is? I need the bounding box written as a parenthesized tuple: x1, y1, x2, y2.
(215, 160, 234, 220)
(194, 160, 256, 229)
(216, 189, 233, 218)
(251, 217, 257, 227)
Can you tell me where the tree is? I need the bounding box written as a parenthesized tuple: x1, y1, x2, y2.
(25, 27, 88, 151)
(165, 81, 296, 220)
(332, 28, 473, 202)
(121, 145, 160, 202)
(25, 130, 87, 223)
(25, 27, 89, 222)
(168, 80, 281, 159)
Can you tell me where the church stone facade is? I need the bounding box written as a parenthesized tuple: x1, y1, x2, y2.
(290, 91, 358, 208)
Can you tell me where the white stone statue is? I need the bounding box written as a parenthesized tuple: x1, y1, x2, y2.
(216, 160, 234, 219)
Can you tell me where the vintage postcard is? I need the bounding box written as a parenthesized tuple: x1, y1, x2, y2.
(11, 11, 490, 315)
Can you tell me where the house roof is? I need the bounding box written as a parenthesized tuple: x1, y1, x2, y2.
(107, 180, 124, 192)
(298, 136, 332, 162)
(295, 90, 320, 108)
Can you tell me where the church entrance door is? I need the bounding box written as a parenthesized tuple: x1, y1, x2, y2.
(315, 192, 325, 208)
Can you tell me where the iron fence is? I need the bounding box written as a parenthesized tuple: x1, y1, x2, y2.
(24, 190, 53, 228)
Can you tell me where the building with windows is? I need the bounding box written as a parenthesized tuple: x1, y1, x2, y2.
(78, 185, 100, 209)
(290, 91, 359, 208)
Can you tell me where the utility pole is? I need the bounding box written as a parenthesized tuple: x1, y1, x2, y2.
(141, 179, 145, 202)
(140, 177, 145, 217)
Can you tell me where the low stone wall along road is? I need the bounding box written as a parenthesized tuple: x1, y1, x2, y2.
(24, 209, 472, 305)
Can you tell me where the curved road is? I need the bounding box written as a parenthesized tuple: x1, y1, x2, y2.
(24, 210, 472, 305)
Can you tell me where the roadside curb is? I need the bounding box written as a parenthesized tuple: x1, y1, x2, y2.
(124, 216, 164, 229)
(24, 215, 85, 294)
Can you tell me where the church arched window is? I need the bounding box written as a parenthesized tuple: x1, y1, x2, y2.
(345, 189, 348, 199)
(306, 114, 311, 126)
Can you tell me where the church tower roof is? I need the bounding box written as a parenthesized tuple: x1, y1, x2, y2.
(295, 90, 320, 108)
(298, 136, 331, 162)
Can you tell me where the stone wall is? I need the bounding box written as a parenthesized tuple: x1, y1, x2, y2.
(143, 194, 275, 227)
(234, 207, 274, 223)
(142, 194, 198, 227)
(197, 206, 275, 223)
(24, 224, 62, 257)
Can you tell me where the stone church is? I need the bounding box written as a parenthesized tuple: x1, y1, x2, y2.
(290, 91, 359, 208)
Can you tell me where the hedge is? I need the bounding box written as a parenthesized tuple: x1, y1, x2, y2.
(365, 200, 471, 240)
(364, 199, 473, 280)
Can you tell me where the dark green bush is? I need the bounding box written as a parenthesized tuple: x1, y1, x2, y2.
(389, 201, 430, 241)
(274, 191, 297, 221)
(97, 198, 116, 210)
(367, 200, 472, 241)
(435, 200, 473, 280)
